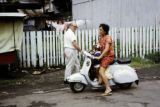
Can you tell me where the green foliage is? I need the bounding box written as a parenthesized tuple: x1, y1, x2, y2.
(130, 57, 154, 69)
(115, 39, 121, 58)
(145, 52, 160, 63)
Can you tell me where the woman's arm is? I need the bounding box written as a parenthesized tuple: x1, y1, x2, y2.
(98, 42, 109, 59)
(99, 42, 109, 58)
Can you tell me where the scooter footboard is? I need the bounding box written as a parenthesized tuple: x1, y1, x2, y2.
(67, 73, 88, 85)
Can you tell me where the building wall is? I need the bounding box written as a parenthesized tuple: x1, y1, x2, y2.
(72, 0, 160, 28)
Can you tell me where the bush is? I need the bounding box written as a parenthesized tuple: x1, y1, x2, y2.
(130, 57, 154, 68)
(145, 52, 160, 63)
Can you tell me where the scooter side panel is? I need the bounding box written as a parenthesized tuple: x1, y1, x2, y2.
(67, 73, 88, 85)
(108, 65, 139, 84)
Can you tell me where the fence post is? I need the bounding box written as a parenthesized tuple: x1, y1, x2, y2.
(158, 27, 160, 52)
(149, 26, 153, 54)
(131, 27, 135, 57)
(26, 31, 31, 68)
(142, 27, 146, 58)
(139, 27, 142, 57)
(30, 31, 37, 67)
(146, 27, 149, 55)
(37, 31, 43, 67)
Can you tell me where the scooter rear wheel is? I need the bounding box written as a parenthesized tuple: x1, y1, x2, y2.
(70, 82, 86, 93)
(118, 83, 132, 89)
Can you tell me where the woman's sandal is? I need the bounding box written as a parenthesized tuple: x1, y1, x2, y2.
(101, 92, 112, 96)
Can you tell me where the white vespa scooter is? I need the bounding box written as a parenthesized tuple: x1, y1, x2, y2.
(67, 51, 139, 93)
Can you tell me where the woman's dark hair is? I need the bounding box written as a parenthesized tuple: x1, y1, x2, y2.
(99, 23, 110, 35)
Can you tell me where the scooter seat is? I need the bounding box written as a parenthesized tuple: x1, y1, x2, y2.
(117, 58, 131, 64)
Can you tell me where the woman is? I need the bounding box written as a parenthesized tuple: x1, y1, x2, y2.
(94, 23, 115, 96)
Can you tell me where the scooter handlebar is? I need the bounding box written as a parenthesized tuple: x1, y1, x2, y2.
(83, 51, 95, 59)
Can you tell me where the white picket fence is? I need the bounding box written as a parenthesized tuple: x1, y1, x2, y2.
(19, 27, 160, 68)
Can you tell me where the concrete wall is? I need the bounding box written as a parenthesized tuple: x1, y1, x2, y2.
(72, 0, 160, 28)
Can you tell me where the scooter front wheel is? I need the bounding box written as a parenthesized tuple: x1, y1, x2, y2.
(70, 82, 86, 93)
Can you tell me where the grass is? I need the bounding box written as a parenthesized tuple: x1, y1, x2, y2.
(130, 57, 157, 69)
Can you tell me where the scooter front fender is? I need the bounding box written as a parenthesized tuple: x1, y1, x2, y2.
(67, 73, 88, 85)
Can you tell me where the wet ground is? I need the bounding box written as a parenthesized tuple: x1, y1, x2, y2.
(0, 64, 160, 100)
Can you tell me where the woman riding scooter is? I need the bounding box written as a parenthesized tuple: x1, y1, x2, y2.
(94, 23, 115, 96)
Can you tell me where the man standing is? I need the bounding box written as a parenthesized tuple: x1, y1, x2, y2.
(63, 22, 81, 84)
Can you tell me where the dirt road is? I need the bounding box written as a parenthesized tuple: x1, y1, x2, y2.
(0, 80, 160, 107)
(0, 65, 160, 98)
